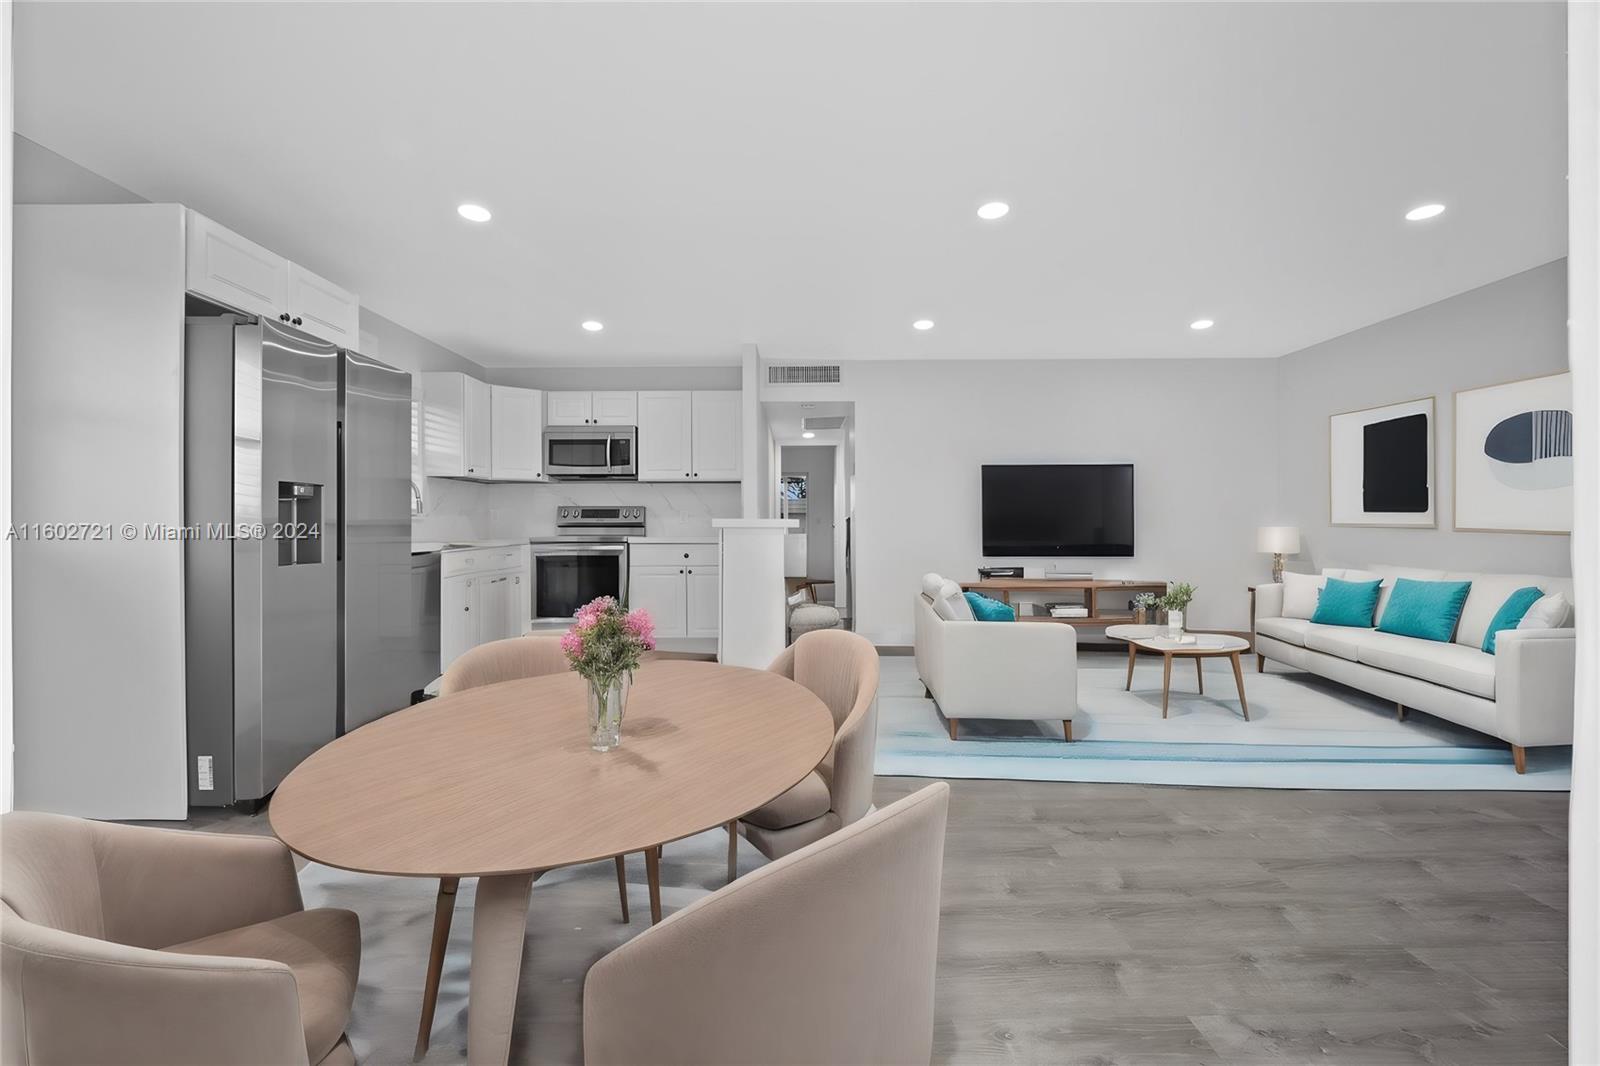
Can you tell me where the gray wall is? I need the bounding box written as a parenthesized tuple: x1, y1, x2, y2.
(846, 358, 1282, 643)
(782, 445, 836, 587)
(12, 133, 142, 204)
(488, 365, 741, 390)
(1275, 259, 1571, 577)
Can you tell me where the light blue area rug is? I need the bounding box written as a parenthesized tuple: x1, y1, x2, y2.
(876, 654, 1572, 790)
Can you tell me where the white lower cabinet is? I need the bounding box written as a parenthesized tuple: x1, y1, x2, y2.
(440, 546, 530, 673)
(628, 542, 719, 640)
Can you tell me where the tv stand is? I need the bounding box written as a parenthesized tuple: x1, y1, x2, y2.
(959, 578, 1168, 629)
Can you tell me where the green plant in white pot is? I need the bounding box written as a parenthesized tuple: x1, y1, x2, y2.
(1160, 583, 1196, 637)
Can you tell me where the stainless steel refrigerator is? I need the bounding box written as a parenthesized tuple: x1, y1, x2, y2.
(185, 316, 417, 806)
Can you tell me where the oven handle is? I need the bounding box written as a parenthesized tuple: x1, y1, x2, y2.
(530, 543, 628, 555)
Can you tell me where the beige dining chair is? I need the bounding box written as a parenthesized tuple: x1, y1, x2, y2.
(422, 634, 641, 1056)
(1, 811, 360, 1066)
(583, 782, 949, 1065)
(725, 628, 880, 882)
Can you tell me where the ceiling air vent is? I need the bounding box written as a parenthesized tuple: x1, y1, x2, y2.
(768, 364, 842, 385)
(803, 416, 847, 431)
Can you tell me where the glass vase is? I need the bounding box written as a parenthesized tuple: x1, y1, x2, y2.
(587, 676, 629, 752)
(1166, 610, 1185, 639)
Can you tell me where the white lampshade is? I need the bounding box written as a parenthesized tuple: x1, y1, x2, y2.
(1257, 525, 1301, 554)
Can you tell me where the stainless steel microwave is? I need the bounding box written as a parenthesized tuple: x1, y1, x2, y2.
(543, 426, 637, 479)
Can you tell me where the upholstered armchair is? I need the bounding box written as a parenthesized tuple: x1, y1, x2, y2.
(584, 782, 949, 1065)
(728, 629, 880, 878)
(1, 811, 358, 1066)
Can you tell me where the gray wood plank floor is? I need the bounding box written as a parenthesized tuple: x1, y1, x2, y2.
(182, 775, 1568, 1064)
(872, 776, 1568, 1065)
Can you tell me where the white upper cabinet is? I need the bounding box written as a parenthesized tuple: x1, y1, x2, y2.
(546, 391, 592, 426)
(185, 210, 360, 347)
(637, 391, 693, 481)
(490, 385, 545, 481)
(690, 391, 743, 481)
(592, 391, 638, 426)
(546, 391, 638, 426)
(463, 376, 492, 478)
(422, 372, 491, 478)
(185, 210, 288, 320)
(285, 263, 359, 346)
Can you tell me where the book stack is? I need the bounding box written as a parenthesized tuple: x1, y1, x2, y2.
(1049, 604, 1090, 619)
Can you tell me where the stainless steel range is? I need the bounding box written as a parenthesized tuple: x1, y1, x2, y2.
(528, 506, 646, 624)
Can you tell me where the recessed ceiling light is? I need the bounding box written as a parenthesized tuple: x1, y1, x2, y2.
(1405, 203, 1446, 222)
(913, 319, 935, 331)
(581, 320, 604, 332)
(802, 431, 816, 439)
(976, 202, 1010, 221)
(457, 203, 492, 223)
(1190, 319, 1215, 331)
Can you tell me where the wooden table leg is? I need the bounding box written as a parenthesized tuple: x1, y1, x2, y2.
(645, 846, 663, 924)
(415, 875, 459, 1060)
(1161, 654, 1173, 718)
(1230, 653, 1250, 721)
(726, 820, 738, 884)
(613, 854, 630, 923)
(1125, 642, 1137, 691)
(1195, 656, 1204, 694)
(467, 871, 534, 1066)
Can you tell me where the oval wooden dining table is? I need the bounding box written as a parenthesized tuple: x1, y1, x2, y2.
(269, 659, 834, 1066)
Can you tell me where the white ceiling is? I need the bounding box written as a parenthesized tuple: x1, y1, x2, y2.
(16, 2, 1567, 367)
(767, 401, 854, 446)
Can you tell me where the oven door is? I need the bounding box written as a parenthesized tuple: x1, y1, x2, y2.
(529, 542, 628, 623)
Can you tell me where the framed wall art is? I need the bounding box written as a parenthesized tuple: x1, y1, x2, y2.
(1329, 396, 1436, 527)
(1453, 371, 1573, 534)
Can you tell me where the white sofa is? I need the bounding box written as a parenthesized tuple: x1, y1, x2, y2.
(1254, 565, 1575, 772)
(913, 575, 1078, 741)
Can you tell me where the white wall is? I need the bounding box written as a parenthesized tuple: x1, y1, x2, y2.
(839, 358, 1280, 645)
(3, 14, 15, 813)
(1275, 260, 1571, 576)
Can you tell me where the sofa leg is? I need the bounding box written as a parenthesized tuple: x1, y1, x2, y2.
(1256, 653, 1265, 674)
(1063, 720, 1072, 742)
(1396, 702, 1407, 722)
(1512, 744, 1527, 775)
(947, 718, 959, 741)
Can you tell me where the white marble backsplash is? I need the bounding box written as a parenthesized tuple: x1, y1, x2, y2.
(411, 477, 493, 542)
(490, 481, 740, 539)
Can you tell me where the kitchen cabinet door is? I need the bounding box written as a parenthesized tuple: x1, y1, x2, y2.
(477, 573, 517, 643)
(546, 392, 593, 426)
(440, 574, 481, 672)
(463, 376, 493, 478)
(507, 571, 529, 635)
(421, 373, 466, 477)
(636, 390, 692, 481)
(691, 391, 742, 481)
(490, 385, 544, 480)
(685, 565, 721, 638)
(592, 391, 639, 426)
(185, 209, 288, 320)
(286, 262, 360, 346)
(629, 565, 688, 638)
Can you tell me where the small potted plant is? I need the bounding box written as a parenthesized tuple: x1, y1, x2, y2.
(561, 596, 656, 752)
(1132, 592, 1158, 626)
(1160, 582, 1196, 637)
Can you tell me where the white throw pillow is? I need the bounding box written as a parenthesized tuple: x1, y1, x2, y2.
(1281, 571, 1325, 620)
(1518, 591, 1573, 630)
(932, 578, 976, 621)
(920, 572, 945, 600)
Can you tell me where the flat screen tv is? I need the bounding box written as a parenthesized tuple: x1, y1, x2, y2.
(981, 464, 1135, 557)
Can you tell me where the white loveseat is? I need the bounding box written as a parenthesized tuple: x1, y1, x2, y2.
(1254, 565, 1575, 772)
(914, 574, 1078, 741)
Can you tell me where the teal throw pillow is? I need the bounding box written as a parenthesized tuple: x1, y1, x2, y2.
(963, 591, 1016, 622)
(1482, 586, 1544, 654)
(1309, 578, 1382, 628)
(1377, 578, 1473, 643)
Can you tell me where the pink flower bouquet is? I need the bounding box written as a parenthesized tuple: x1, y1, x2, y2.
(563, 597, 655, 750)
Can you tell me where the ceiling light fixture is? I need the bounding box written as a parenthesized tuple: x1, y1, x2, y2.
(913, 319, 935, 331)
(581, 320, 604, 332)
(457, 203, 492, 223)
(976, 201, 1010, 221)
(1404, 203, 1446, 222)
(802, 431, 816, 439)
(1190, 319, 1215, 331)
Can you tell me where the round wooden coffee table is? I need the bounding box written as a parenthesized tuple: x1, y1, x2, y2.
(269, 660, 833, 1066)
(1104, 625, 1252, 720)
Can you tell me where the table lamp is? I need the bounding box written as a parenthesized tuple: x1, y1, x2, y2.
(1256, 526, 1300, 583)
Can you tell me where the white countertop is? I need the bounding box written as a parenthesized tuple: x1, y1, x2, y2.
(711, 518, 799, 530)
(413, 538, 529, 554)
(627, 536, 718, 544)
